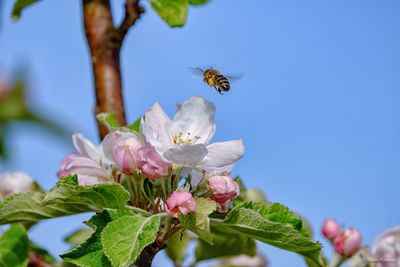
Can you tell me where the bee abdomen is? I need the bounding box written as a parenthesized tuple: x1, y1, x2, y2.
(215, 75, 230, 91)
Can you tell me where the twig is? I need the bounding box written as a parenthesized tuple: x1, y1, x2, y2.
(118, 0, 144, 39)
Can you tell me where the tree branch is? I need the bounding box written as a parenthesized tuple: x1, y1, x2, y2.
(118, 0, 144, 39)
(82, 0, 143, 139)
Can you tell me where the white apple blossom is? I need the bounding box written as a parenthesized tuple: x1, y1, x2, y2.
(141, 96, 244, 173)
(0, 171, 34, 198)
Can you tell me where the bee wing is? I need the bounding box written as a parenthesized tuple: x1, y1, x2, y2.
(225, 73, 244, 82)
(188, 67, 204, 76)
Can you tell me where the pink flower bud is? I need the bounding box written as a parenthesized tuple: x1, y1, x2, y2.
(208, 175, 239, 203)
(216, 200, 232, 213)
(165, 192, 196, 218)
(102, 131, 142, 174)
(322, 219, 342, 241)
(113, 138, 142, 173)
(0, 172, 34, 197)
(137, 145, 171, 179)
(57, 154, 111, 185)
(334, 227, 362, 257)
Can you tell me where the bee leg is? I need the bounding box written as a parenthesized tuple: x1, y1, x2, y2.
(214, 86, 223, 95)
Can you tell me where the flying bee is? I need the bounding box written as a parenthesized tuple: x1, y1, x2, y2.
(190, 67, 241, 94)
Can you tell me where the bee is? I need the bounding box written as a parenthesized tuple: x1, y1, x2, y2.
(191, 67, 241, 95)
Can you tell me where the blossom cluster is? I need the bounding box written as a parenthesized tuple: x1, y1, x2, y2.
(322, 218, 362, 257)
(322, 219, 400, 266)
(57, 96, 244, 217)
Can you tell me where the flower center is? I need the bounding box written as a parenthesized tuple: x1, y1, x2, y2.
(172, 132, 201, 145)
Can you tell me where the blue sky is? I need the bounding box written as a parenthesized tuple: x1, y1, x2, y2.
(1, 0, 399, 266)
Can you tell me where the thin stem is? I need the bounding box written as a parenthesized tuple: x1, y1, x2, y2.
(328, 253, 346, 267)
(125, 205, 151, 216)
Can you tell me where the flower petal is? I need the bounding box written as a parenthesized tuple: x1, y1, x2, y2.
(163, 144, 208, 167)
(199, 140, 244, 170)
(170, 96, 216, 144)
(102, 130, 141, 161)
(141, 103, 173, 149)
(141, 118, 169, 154)
(72, 133, 101, 162)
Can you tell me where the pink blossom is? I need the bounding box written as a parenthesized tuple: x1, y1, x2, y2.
(216, 200, 232, 213)
(112, 138, 142, 173)
(208, 175, 239, 203)
(334, 227, 362, 257)
(322, 219, 342, 241)
(372, 226, 400, 267)
(137, 145, 171, 179)
(165, 192, 196, 218)
(57, 154, 110, 185)
(0, 172, 34, 197)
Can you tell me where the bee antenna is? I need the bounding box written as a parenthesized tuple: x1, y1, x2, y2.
(196, 67, 204, 72)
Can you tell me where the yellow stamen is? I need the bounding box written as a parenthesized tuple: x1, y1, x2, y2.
(172, 132, 201, 145)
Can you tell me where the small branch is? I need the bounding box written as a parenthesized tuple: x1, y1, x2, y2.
(118, 0, 144, 39)
(328, 253, 346, 267)
(135, 240, 166, 267)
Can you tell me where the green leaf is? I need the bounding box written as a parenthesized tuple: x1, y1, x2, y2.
(214, 202, 324, 266)
(61, 209, 133, 267)
(0, 225, 29, 267)
(166, 231, 189, 266)
(125, 118, 141, 133)
(0, 192, 89, 225)
(96, 113, 121, 131)
(0, 176, 131, 225)
(43, 175, 131, 210)
(64, 228, 94, 246)
(12, 0, 41, 20)
(150, 0, 188, 27)
(235, 202, 303, 232)
(189, 0, 209, 5)
(100, 215, 161, 267)
(180, 197, 216, 245)
(195, 225, 256, 262)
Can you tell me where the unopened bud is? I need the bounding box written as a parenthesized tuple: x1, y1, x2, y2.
(165, 191, 196, 218)
(208, 175, 239, 203)
(137, 145, 171, 179)
(322, 219, 342, 241)
(334, 227, 362, 257)
(102, 131, 142, 173)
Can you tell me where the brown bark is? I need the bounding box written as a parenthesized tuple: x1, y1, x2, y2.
(135, 240, 166, 267)
(82, 0, 143, 139)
